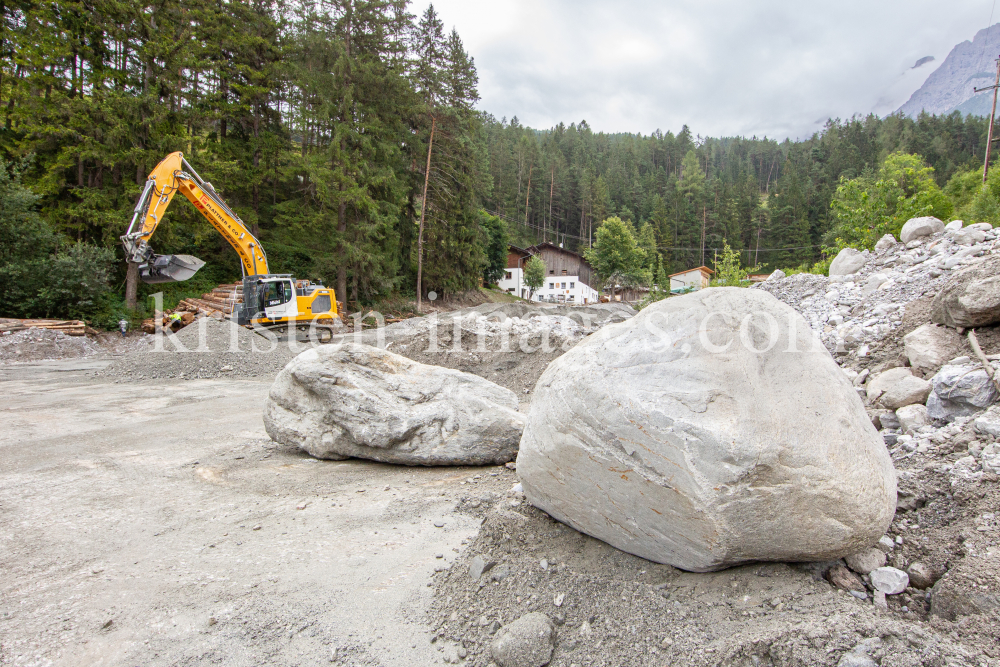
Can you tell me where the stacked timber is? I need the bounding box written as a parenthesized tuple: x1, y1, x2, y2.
(0, 318, 89, 336)
(139, 283, 243, 333)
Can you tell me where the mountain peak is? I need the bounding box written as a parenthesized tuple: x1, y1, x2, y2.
(897, 23, 1000, 117)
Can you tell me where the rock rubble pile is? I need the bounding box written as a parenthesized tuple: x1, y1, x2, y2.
(754, 222, 999, 360)
(0, 328, 104, 363)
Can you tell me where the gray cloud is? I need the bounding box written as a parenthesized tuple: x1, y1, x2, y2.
(418, 0, 994, 139)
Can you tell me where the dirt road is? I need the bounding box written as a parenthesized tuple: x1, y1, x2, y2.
(0, 360, 507, 666)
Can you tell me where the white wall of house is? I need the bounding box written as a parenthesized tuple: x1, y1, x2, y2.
(670, 269, 711, 292)
(533, 276, 599, 304)
(497, 268, 529, 298)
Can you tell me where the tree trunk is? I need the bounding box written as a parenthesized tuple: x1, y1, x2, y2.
(524, 163, 532, 231)
(125, 261, 140, 310)
(547, 165, 554, 242)
(416, 114, 436, 313)
(337, 187, 347, 311)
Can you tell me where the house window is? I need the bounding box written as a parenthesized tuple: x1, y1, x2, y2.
(549, 270, 554, 275)
(570, 282, 575, 288)
(549, 283, 554, 289)
(561, 269, 567, 275)
(561, 282, 566, 289)
(504, 271, 512, 280)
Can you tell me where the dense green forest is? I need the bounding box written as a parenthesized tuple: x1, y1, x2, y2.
(481, 113, 992, 273)
(1, 0, 999, 323)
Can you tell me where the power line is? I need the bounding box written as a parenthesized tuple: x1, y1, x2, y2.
(658, 244, 823, 252)
(979, 0, 998, 73)
(485, 209, 825, 255)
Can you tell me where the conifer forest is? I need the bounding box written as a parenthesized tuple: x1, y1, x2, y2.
(1, 0, 998, 321)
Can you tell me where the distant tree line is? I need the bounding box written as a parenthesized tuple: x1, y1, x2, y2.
(482, 113, 992, 275)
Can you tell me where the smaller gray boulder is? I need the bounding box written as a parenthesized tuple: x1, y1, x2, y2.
(974, 405, 1000, 437)
(931, 254, 1000, 328)
(871, 566, 909, 594)
(900, 216, 944, 243)
(874, 234, 897, 252)
(844, 548, 886, 575)
(491, 613, 555, 667)
(263, 343, 524, 465)
(881, 375, 932, 410)
(866, 367, 913, 403)
(945, 220, 963, 231)
(895, 404, 928, 432)
(766, 269, 785, 281)
(903, 323, 962, 375)
(829, 247, 867, 276)
(927, 364, 999, 421)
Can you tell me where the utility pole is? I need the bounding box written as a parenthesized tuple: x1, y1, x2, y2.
(976, 55, 1000, 184)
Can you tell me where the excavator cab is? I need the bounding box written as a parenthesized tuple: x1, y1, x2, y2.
(259, 277, 298, 320)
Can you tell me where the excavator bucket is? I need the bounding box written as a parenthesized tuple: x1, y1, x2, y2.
(139, 254, 206, 284)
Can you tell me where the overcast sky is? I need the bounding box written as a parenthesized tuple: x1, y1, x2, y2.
(415, 0, 999, 141)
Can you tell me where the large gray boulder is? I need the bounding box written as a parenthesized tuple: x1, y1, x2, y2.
(263, 343, 524, 465)
(931, 254, 1000, 328)
(829, 247, 867, 276)
(516, 288, 897, 572)
(926, 363, 1000, 421)
(900, 216, 944, 243)
(903, 324, 962, 375)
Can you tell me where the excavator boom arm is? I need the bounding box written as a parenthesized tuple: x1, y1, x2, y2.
(122, 152, 268, 277)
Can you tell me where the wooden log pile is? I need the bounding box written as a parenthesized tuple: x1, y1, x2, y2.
(139, 283, 243, 334)
(0, 318, 91, 336)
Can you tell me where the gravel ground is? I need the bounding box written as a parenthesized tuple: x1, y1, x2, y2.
(0, 360, 493, 667)
(430, 493, 996, 667)
(98, 318, 305, 381)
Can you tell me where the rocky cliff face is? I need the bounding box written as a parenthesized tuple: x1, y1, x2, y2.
(898, 24, 1000, 117)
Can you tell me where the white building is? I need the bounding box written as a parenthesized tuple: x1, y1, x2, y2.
(669, 266, 714, 293)
(496, 242, 601, 304)
(533, 276, 599, 305)
(497, 246, 533, 299)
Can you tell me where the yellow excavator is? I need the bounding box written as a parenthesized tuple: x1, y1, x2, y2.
(121, 152, 339, 340)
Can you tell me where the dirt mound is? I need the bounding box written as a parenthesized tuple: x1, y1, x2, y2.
(98, 318, 304, 382)
(340, 303, 634, 397)
(0, 328, 104, 363)
(429, 489, 996, 667)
